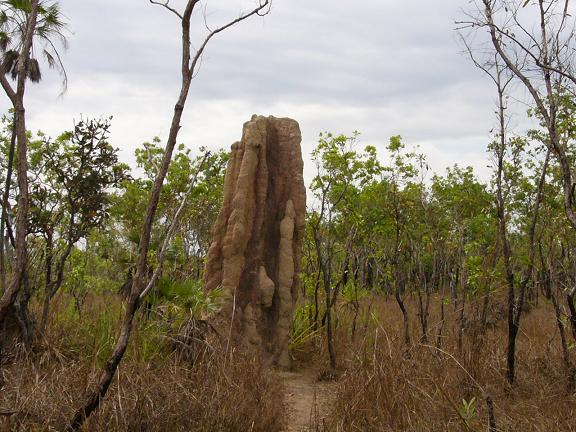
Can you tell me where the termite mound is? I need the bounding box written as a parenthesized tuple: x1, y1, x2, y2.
(203, 115, 306, 368)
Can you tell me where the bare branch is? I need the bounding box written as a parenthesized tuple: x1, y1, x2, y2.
(189, 0, 271, 75)
(482, 1, 550, 124)
(149, 0, 183, 19)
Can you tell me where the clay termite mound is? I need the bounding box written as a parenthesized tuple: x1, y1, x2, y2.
(203, 115, 306, 368)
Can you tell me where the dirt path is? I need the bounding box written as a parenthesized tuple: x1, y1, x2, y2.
(279, 369, 336, 432)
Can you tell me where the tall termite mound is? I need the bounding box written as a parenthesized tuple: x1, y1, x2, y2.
(203, 115, 306, 368)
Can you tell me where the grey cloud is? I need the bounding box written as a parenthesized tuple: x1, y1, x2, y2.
(1, 0, 501, 182)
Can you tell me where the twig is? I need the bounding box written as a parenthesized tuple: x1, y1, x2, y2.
(149, 0, 184, 19)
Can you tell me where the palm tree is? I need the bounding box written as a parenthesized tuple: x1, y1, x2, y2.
(0, 0, 68, 338)
(0, 0, 68, 87)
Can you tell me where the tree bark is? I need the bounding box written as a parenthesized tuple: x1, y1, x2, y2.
(0, 0, 40, 328)
(0, 112, 16, 293)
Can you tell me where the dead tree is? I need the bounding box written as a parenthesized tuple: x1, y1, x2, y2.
(65, 1, 271, 430)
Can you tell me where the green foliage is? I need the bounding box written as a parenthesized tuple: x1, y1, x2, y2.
(28, 117, 129, 241)
(305, 127, 504, 326)
(112, 139, 228, 279)
(289, 303, 321, 351)
(152, 278, 221, 319)
(62, 245, 119, 296)
(340, 280, 369, 308)
(311, 131, 381, 221)
(458, 397, 478, 425)
(52, 296, 120, 363)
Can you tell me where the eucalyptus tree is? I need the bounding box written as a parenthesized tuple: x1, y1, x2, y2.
(66, 1, 271, 429)
(527, 91, 576, 385)
(462, 44, 527, 382)
(380, 136, 423, 346)
(461, 0, 576, 383)
(461, 0, 576, 232)
(430, 165, 495, 350)
(309, 131, 380, 374)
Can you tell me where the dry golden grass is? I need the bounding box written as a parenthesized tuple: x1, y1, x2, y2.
(1, 352, 285, 431)
(0, 294, 285, 432)
(313, 293, 576, 431)
(2, 291, 576, 431)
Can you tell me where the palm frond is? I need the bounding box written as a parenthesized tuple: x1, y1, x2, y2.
(0, 0, 68, 85)
(1, 48, 17, 74)
(0, 31, 11, 51)
(27, 56, 40, 82)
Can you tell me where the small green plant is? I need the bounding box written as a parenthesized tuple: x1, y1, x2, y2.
(458, 397, 477, 425)
(152, 278, 221, 319)
(340, 280, 369, 310)
(290, 303, 322, 351)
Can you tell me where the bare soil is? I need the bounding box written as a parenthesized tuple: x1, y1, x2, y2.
(279, 369, 335, 432)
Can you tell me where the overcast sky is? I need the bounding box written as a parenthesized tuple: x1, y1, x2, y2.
(1, 0, 505, 186)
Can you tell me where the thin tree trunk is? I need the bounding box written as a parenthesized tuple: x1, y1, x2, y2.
(66, 78, 193, 432)
(457, 286, 467, 354)
(313, 225, 336, 374)
(395, 282, 411, 346)
(351, 278, 359, 340)
(567, 290, 576, 342)
(324, 268, 336, 374)
(506, 149, 550, 383)
(40, 231, 54, 334)
(548, 279, 575, 389)
(417, 274, 431, 343)
(313, 276, 320, 332)
(486, 396, 497, 432)
(0, 0, 40, 327)
(66, 2, 270, 428)
(13, 271, 33, 348)
(0, 113, 16, 292)
(436, 298, 445, 348)
(40, 229, 75, 333)
(491, 73, 518, 385)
